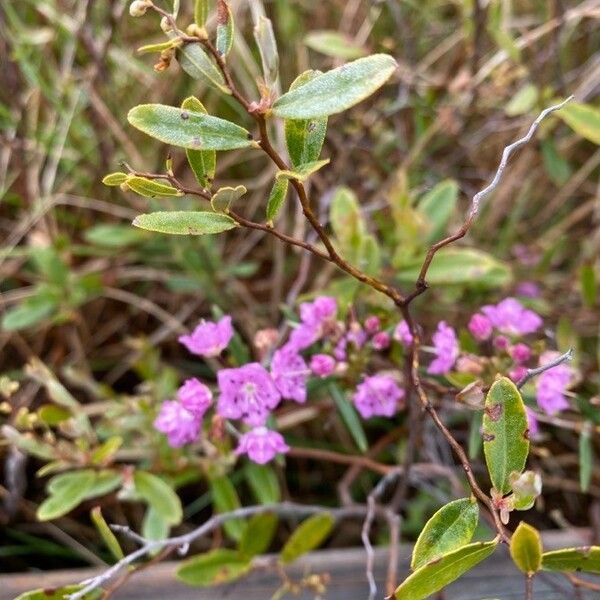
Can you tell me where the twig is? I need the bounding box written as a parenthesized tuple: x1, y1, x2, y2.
(68, 501, 373, 600)
(526, 574, 534, 600)
(516, 348, 573, 389)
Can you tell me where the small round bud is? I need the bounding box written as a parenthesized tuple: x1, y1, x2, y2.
(160, 16, 173, 32)
(129, 0, 151, 17)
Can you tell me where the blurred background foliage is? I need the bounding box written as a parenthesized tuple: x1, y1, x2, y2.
(0, 0, 599, 574)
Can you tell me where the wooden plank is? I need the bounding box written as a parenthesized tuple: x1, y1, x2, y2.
(4, 530, 598, 599)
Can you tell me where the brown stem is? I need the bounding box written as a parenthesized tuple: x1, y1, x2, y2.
(525, 574, 534, 600)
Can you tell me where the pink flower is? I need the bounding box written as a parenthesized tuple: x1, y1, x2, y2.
(510, 343, 531, 364)
(217, 363, 281, 426)
(179, 316, 234, 357)
(310, 354, 336, 377)
(287, 296, 338, 351)
(353, 374, 405, 419)
(535, 352, 572, 415)
(235, 426, 289, 464)
(372, 331, 390, 351)
(333, 337, 347, 361)
(468, 313, 492, 341)
(177, 378, 212, 417)
(516, 282, 541, 298)
(393, 321, 413, 346)
(364, 316, 381, 334)
(427, 321, 459, 375)
(493, 335, 510, 350)
(509, 366, 528, 383)
(526, 407, 539, 438)
(271, 346, 309, 404)
(154, 400, 200, 447)
(347, 323, 367, 349)
(481, 298, 542, 336)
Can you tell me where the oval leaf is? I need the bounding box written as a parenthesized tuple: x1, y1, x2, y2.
(181, 96, 216, 187)
(510, 522, 542, 575)
(102, 172, 128, 186)
(125, 176, 183, 198)
(558, 102, 600, 145)
(281, 512, 334, 564)
(417, 179, 458, 242)
(176, 43, 230, 94)
(2, 293, 58, 331)
(266, 177, 289, 224)
(411, 498, 479, 570)
(395, 540, 498, 600)
(211, 476, 246, 542)
(133, 471, 182, 525)
(396, 248, 513, 288)
(128, 104, 253, 151)
(272, 54, 397, 119)
(37, 470, 96, 521)
(216, 0, 234, 58)
(284, 70, 328, 167)
(483, 377, 530, 495)
(304, 30, 366, 60)
(244, 463, 281, 504)
(14, 586, 101, 600)
(133, 211, 238, 235)
(177, 548, 251, 586)
(542, 546, 600, 573)
(238, 512, 278, 559)
(253, 15, 279, 85)
(211, 185, 246, 213)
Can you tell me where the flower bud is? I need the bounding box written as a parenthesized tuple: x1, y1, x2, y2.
(129, 0, 151, 17)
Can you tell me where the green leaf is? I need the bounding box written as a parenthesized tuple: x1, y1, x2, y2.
(411, 498, 479, 570)
(181, 96, 216, 187)
(281, 512, 334, 564)
(330, 186, 366, 264)
(396, 248, 513, 288)
(37, 470, 96, 521)
(482, 377, 529, 495)
(284, 70, 328, 167)
(244, 463, 281, 504)
(125, 176, 183, 198)
(137, 40, 177, 55)
(2, 291, 58, 331)
(14, 586, 101, 600)
(266, 177, 289, 224)
(276, 159, 330, 182)
(216, 0, 234, 58)
(128, 104, 253, 151)
(211, 185, 246, 213)
(133, 211, 238, 235)
(394, 540, 498, 599)
(579, 422, 594, 492)
(542, 546, 600, 573)
(580, 265, 597, 309)
(253, 15, 279, 85)
(37, 404, 71, 426)
(272, 54, 397, 119)
(91, 437, 123, 465)
(210, 475, 246, 542)
(304, 30, 366, 59)
(84, 224, 146, 248)
(1, 426, 57, 460)
(142, 506, 170, 541)
(102, 172, 128, 186)
(194, 0, 208, 26)
(510, 522, 542, 575)
(505, 84, 539, 116)
(176, 43, 230, 94)
(417, 180, 458, 242)
(83, 470, 122, 500)
(90, 506, 124, 561)
(558, 102, 600, 145)
(133, 471, 182, 526)
(238, 512, 278, 559)
(541, 138, 572, 186)
(177, 549, 251, 586)
(330, 384, 368, 452)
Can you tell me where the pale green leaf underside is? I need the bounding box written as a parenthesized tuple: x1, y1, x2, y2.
(558, 102, 600, 145)
(266, 177, 289, 224)
(395, 540, 498, 600)
(411, 498, 479, 570)
(128, 104, 254, 151)
(483, 377, 529, 495)
(133, 211, 238, 235)
(177, 42, 230, 94)
(211, 185, 246, 213)
(182, 96, 216, 187)
(272, 54, 397, 119)
(133, 471, 182, 525)
(176, 548, 251, 586)
(542, 547, 600, 573)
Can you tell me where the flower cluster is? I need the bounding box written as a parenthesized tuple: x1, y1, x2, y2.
(153, 294, 572, 463)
